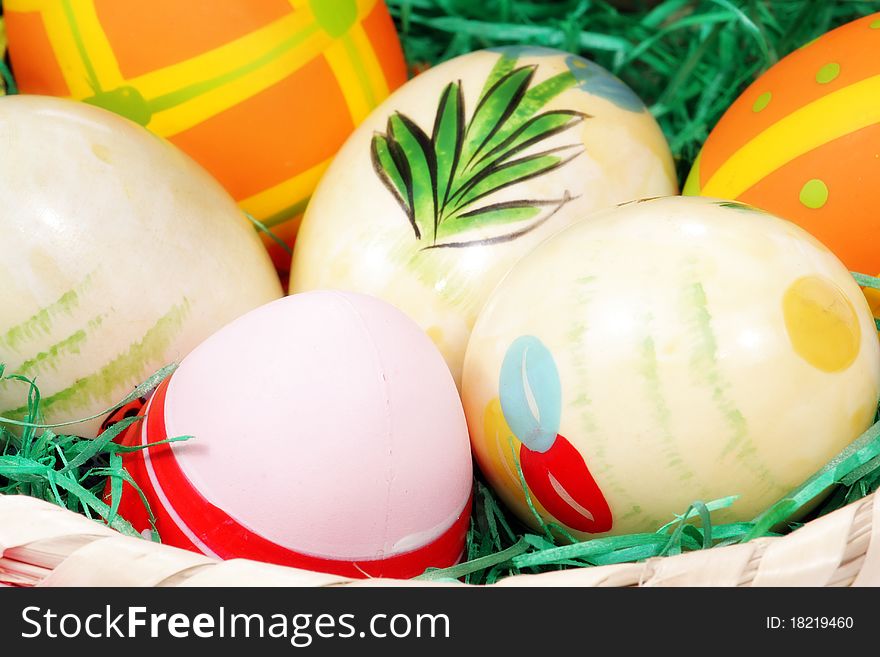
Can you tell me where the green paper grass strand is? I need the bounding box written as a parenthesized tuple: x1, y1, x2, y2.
(0, 363, 177, 429)
(0, 364, 187, 540)
(243, 212, 293, 257)
(418, 537, 531, 581)
(744, 418, 880, 541)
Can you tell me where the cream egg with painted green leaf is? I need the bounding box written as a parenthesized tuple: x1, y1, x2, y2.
(0, 96, 282, 436)
(462, 196, 880, 538)
(291, 46, 677, 383)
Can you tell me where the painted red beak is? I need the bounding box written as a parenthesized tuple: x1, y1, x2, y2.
(519, 434, 612, 533)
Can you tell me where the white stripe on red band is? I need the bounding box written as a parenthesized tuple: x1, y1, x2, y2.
(139, 391, 220, 559)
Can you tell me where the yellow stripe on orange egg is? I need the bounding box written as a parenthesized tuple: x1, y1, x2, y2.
(355, 0, 380, 19)
(42, 3, 96, 97)
(131, 11, 317, 102)
(324, 38, 374, 124)
(698, 13, 880, 183)
(347, 23, 390, 101)
(360, 0, 407, 90)
(5, 0, 49, 10)
(701, 74, 880, 199)
(239, 157, 334, 227)
(38, 0, 329, 137)
(143, 18, 327, 136)
(321, 14, 389, 133)
(63, 0, 124, 89)
(736, 121, 880, 276)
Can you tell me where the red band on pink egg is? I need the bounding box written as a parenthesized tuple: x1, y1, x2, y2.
(115, 378, 471, 579)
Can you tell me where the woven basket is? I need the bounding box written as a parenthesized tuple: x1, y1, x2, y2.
(2, 490, 878, 587)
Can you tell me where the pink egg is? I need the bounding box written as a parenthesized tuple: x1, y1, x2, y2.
(108, 291, 473, 578)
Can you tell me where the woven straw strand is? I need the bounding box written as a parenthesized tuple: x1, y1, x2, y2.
(0, 492, 877, 587)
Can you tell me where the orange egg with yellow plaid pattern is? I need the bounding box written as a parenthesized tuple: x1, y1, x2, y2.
(5, 0, 407, 267)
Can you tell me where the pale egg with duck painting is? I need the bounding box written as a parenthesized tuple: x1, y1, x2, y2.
(463, 196, 880, 537)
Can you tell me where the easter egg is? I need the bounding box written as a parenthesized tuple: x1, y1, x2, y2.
(684, 13, 880, 278)
(291, 46, 677, 384)
(4, 0, 407, 267)
(462, 196, 880, 538)
(0, 96, 282, 437)
(110, 291, 473, 578)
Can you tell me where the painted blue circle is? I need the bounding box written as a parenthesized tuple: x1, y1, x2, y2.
(499, 335, 561, 453)
(564, 54, 645, 112)
(486, 45, 566, 58)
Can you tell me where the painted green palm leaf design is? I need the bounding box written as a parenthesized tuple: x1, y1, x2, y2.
(370, 53, 587, 248)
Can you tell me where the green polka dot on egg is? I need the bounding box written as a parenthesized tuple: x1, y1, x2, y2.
(871, 18, 880, 29)
(752, 91, 772, 112)
(800, 179, 829, 209)
(309, 0, 357, 37)
(816, 62, 840, 84)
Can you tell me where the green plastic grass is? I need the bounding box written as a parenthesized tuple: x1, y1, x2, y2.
(2, 343, 880, 584)
(0, 365, 187, 542)
(387, 0, 880, 183)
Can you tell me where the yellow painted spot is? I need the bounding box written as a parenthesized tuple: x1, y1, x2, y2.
(816, 62, 840, 84)
(851, 399, 877, 435)
(871, 19, 880, 29)
(482, 398, 534, 505)
(799, 178, 828, 209)
(783, 276, 861, 372)
(91, 143, 111, 164)
(752, 91, 772, 112)
(426, 326, 444, 350)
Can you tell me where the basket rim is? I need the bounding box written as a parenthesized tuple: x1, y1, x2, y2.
(1, 489, 877, 587)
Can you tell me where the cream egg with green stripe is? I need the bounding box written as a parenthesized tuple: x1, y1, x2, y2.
(0, 96, 282, 436)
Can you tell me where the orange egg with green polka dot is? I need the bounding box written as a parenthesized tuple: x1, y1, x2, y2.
(684, 13, 880, 280)
(4, 0, 407, 269)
